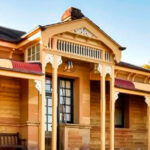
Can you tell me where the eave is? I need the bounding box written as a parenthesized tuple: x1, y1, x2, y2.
(0, 67, 43, 80)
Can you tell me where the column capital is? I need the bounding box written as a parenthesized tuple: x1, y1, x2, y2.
(145, 96, 150, 106)
(34, 80, 42, 94)
(45, 54, 62, 68)
(114, 92, 119, 103)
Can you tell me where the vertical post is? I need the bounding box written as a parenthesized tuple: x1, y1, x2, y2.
(97, 64, 106, 150)
(41, 78, 46, 150)
(34, 79, 44, 150)
(110, 76, 115, 150)
(100, 73, 106, 150)
(51, 55, 62, 150)
(52, 55, 58, 150)
(110, 89, 119, 150)
(44, 54, 62, 150)
(145, 96, 150, 150)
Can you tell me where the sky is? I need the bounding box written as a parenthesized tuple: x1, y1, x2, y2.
(0, 0, 150, 66)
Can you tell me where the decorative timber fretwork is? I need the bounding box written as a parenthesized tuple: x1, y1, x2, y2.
(105, 65, 112, 77)
(45, 54, 54, 67)
(45, 54, 62, 68)
(114, 92, 119, 103)
(57, 56, 63, 68)
(145, 96, 150, 106)
(34, 80, 42, 94)
(73, 27, 96, 38)
(97, 64, 103, 75)
(96, 64, 113, 77)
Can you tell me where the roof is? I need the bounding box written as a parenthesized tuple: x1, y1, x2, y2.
(118, 61, 150, 73)
(0, 7, 125, 51)
(0, 59, 42, 74)
(42, 17, 126, 51)
(12, 61, 42, 74)
(115, 78, 150, 93)
(0, 26, 26, 43)
(115, 78, 135, 90)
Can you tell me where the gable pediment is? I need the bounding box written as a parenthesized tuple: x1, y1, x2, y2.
(72, 27, 96, 38)
(42, 18, 123, 62)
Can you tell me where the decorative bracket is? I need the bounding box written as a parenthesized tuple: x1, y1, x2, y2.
(57, 55, 62, 68)
(97, 64, 103, 75)
(114, 92, 119, 103)
(145, 96, 150, 106)
(45, 54, 54, 67)
(105, 65, 112, 78)
(34, 80, 42, 94)
(45, 54, 62, 68)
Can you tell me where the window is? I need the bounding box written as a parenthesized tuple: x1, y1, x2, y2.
(26, 43, 40, 62)
(59, 79, 73, 123)
(45, 77, 52, 132)
(115, 99, 124, 128)
(105, 52, 111, 62)
(115, 94, 129, 128)
(45, 77, 73, 132)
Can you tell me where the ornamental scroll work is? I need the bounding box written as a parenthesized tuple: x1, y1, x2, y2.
(96, 64, 112, 77)
(114, 92, 119, 103)
(97, 64, 103, 75)
(73, 27, 96, 38)
(45, 54, 62, 68)
(145, 96, 150, 106)
(45, 54, 54, 67)
(34, 80, 42, 94)
(105, 66, 112, 78)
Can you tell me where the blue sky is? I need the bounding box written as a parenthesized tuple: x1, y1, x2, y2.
(0, 0, 150, 66)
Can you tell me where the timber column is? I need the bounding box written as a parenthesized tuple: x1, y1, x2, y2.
(110, 70, 115, 150)
(40, 78, 46, 150)
(110, 90, 119, 150)
(45, 54, 62, 150)
(145, 96, 150, 150)
(44, 53, 62, 150)
(98, 64, 106, 150)
(51, 55, 60, 150)
(109, 66, 119, 150)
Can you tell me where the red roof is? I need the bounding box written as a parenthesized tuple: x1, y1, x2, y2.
(12, 61, 42, 74)
(115, 78, 135, 90)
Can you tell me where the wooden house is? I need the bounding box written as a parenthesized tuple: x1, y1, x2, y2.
(0, 7, 150, 150)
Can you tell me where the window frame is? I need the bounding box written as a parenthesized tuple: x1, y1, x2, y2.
(45, 76, 74, 132)
(115, 99, 125, 128)
(26, 43, 40, 63)
(45, 77, 52, 132)
(58, 77, 74, 124)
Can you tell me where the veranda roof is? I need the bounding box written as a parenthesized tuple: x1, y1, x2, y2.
(0, 59, 42, 74)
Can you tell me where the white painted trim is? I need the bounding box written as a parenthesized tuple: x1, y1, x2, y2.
(34, 80, 42, 94)
(145, 96, 150, 106)
(97, 64, 103, 75)
(105, 65, 112, 77)
(114, 92, 119, 103)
